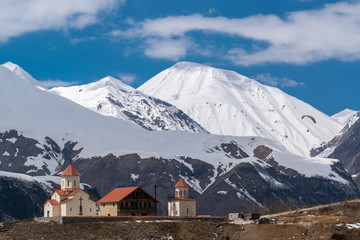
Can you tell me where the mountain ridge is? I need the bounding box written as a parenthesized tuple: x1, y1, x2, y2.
(139, 61, 343, 156)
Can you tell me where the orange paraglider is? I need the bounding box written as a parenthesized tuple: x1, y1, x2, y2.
(302, 115, 316, 123)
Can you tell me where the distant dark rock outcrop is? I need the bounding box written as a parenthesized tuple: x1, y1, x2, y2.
(0, 176, 49, 220)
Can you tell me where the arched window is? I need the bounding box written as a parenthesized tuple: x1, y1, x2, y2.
(74, 180, 76, 186)
(179, 190, 182, 197)
(67, 180, 69, 186)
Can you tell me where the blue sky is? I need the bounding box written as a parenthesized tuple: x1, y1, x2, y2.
(0, 0, 359, 115)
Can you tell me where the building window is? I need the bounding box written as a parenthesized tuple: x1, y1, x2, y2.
(148, 202, 151, 207)
(187, 208, 189, 214)
(113, 202, 115, 207)
(74, 180, 76, 186)
(90, 208, 92, 212)
(67, 180, 69, 186)
(70, 208, 72, 212)
(102, 204, 105, 207)
(62, 180, 64, 187)
(120, 202, 123, 207)
(179, 190, 182, 197)
(139, 202, 142, 207)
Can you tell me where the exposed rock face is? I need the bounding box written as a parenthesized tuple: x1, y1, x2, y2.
(50, 76, 207, 133)
(311, 112, 360, 175)
(0, 176, 50, 220)
(0, 130, 82, 176)
(0, 128, 358, 218)
(72, 152, 358, 216)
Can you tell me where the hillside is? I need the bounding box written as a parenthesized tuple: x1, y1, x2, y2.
(2, 199, 360, 239)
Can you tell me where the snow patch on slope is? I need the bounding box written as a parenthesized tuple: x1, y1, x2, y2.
(332, 109, 357, 125)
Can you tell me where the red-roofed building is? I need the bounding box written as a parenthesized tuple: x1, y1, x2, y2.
(43, 164, 96, 217)
(168, 178, 196, 216)
(97, 187, 157, 216)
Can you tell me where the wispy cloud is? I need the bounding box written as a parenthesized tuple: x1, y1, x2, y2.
(41, 80, 78, 88)
(117, 1, 360, 66)
(0, 0, 124, 43)
(116, 73, 136, 84)
(254, 73, 305, 88)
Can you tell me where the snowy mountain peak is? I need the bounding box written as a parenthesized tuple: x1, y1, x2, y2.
(95, 76, 135, 92)
(2, 62, 42, 87)
(50, 76, 206, 133)
(332, 109, 358, 125)
(139, 62, 342, 156)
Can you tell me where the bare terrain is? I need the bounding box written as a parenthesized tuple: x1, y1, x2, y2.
(1, 199, 360, 239)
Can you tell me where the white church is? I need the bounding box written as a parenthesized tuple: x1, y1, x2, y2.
(168, 178, 196, 216)
(43, 164, 97, 217)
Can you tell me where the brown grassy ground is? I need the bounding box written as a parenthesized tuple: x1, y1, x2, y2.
(1, 199, 360, 239)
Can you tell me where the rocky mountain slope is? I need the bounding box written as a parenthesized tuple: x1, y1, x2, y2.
(311, 112, 360, 176)
(139, 62, 343, 156)
(0, 172, 51, 220)
(0, 63, 358, 218)
(49, 76, 206, 132)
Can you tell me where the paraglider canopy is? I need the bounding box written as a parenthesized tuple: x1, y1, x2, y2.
(302, 115, 316, 123)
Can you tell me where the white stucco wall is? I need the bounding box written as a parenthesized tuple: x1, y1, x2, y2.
(61, 191, 96, 217)
(168, 199, 196, 217)
(44, 202, 60, 217)
(61, 175, 80, 192)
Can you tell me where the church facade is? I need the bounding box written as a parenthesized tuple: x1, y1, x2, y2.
(43, 164, 97, 217)
(168, 178, 196, 217)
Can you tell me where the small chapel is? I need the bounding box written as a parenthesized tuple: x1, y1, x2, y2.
(168, 178, 196, 217)
(43, 164, 97, 217)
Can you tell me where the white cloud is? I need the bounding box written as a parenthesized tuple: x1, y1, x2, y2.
(0, 0, 123, 43)
(116, 73, 136, 84)
(119, 1, 360, 65)
(255, 73, 305, 88)
(144, 38, 191, 60)
(41, 79, 78, 88)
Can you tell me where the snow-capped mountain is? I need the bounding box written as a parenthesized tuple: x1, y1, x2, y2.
(2, 62, 43, 87)
(332, 109, 358, 125)
(0, 63, 357, 216)
(49, 76, 206, 133)
(312, 112, 360, 175)
(139, 62, 343, 156)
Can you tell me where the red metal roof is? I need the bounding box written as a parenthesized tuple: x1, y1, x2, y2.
(60, 164, 80, 176)
(175, 178, 189, 187)
(68, 189, 82, 195)
(52, 189, 67, 196)
(43, 199, 60, 206)
(97, 187, 157, 204)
